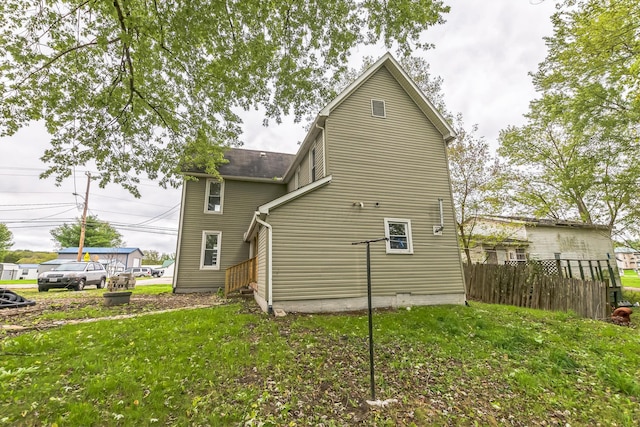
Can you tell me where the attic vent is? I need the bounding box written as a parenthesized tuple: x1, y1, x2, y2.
(259, 152, 267, 157)
(371, 99, 386, 118)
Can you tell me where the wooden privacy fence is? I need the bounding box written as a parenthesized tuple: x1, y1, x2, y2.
(225, 256, 257, 296)
(464, 263, 609, 320)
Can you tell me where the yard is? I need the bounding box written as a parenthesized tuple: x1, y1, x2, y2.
(1, 285, 639, 426)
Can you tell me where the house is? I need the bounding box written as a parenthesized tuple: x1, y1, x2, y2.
(466, 216, 616, 265)
(0, 263, 20, 280)
(615, 247, 639, 270)
(17, 264, 39, 280)
(160, 259, 175, 277)
(56, 247, 143, 270)
(174, 53, 467, 313)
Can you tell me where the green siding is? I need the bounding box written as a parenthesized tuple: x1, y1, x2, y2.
(175, 178, 286, 291)
(267, 66, 465, 301)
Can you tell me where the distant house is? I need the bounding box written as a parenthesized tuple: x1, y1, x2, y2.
(17, 264, 39, 280)
(615, 247, 639, 270)
(0, 263, 20, 280)
(468, 215, 616, 267)
(161, 259, 175, 278)
(57, 247, 143, 270)
(174, 53, 467, 313)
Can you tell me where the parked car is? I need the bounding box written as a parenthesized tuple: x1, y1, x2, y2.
(37, 262, 107, 292)
(122, 267, 152, 277)
(151, 268, 164, 277)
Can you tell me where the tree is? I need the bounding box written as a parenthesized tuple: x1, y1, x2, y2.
(532, 0, 640, 143)
(499, 0, 640, 238)
(50, 215, 124, 248)
(0, 223, 14, 261)
(2, 250, 57, 264)
(448, 116, 506, 264)
(0, 0, 450, 196)
(142, 250, 160, 265)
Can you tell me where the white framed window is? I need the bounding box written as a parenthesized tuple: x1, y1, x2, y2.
(294, 166, 300, 189)
(384, 218, 413, 254)
(310, 147, 316, 182)
(204, 179, 224, 214)
(200, 231, 222, 269)
(371, 99, 386, 118)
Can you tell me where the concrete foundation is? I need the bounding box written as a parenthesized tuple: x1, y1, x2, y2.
(254, 292, 466, 314)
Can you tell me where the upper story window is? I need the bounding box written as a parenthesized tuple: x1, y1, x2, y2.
(311, 148, 316, 182)
(371, 99, 386, 118)
(201, 231, 222, 269)
(384, 218, 413, 254)
(204, 179, 224, 214)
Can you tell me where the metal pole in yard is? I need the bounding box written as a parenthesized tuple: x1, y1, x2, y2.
(351, 237, 388, 402)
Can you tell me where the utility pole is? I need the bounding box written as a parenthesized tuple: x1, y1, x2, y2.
(76, 172, 91, 261)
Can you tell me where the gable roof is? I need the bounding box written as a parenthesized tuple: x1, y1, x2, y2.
(283, 52, 457, 182)
(475, 215, 610, 231)
(58, 247, 143, 255)
(184, 148, 295, 181)
(217, 148, 295, 180)
(320, 53, 456, 139)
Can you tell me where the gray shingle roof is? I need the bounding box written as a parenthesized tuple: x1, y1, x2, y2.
(217, 148, 295, 179)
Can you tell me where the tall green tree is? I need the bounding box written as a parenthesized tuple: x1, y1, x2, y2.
(0, 0, 450, 196)
(449, 116, 506, 264)
(499, 0, 640, 238)
(50, 215, 124, 248)
(0, 223, 14, 261)
(533, 0, 640, 142)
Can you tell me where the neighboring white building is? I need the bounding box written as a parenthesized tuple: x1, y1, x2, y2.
(615, 247, 639, 270)
(0, 263, 20, 280)
(17, 264, 39, 280)
(468, 216, 615, 265)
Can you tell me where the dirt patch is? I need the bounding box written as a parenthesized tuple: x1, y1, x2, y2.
(1, 292, 226, 335)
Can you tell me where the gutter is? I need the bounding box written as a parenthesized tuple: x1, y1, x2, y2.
(254, 214, 274, 315)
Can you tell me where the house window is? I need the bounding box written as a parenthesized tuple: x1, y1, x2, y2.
(516, 248, 527, 261)
(384, 218, 413, 254)
(371, 99, 386, 118)
(294, 166, 300, 189)
(201, 231, 222, 269)
(310, 148, 316, 182)
(204, 179, 224, 213)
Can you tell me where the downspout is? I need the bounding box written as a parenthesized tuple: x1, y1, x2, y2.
(255, 216, 274, 315)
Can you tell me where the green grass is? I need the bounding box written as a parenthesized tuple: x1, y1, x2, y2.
(0, 279, 36, 285)
(1, 297, 639, 426)
(621, 270, 640, 288)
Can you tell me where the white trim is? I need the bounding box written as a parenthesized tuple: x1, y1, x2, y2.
(199, 231, 222, 270)
(172, 180, 188, 290)
(384, 218, 414, 254)
(258, 175, 332, 215)
(203, 179, 224, 214)
(371, 99, 386, 118)
(255, 216, 273, 312)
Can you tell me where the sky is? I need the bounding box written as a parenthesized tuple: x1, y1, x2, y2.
(0, 0, 558, 256)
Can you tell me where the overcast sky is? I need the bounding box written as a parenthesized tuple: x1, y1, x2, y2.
(0, 0, 558, 256)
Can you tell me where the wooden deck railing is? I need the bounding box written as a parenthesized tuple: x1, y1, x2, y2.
(225, 256, 257, 296)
